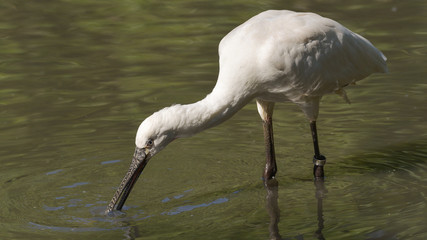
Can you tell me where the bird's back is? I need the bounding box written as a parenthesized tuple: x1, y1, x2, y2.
(217, 10, 387, 104)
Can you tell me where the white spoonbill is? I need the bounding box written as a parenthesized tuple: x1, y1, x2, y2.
(106, 10, 387, 213)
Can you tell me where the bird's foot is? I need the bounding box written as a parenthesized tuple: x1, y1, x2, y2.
(263, 163, 277, 186)
(263, 177, 278, 188)
(313, 155, 326, 181)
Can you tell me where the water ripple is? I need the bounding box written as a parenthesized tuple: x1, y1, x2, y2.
(61, 182, 89, 189)
(162, 197, 229, 216)
(28, 222, 128, 232)
(100, 159, 121, 165)
(45, 169, 63, 175)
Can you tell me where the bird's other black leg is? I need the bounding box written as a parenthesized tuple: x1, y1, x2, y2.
(263, 115, 277, 182)
(256, 100, 277, 184)
(310, 121, 326, 180)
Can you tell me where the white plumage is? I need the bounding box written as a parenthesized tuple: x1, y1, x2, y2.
(107, 10, 387, 212)
(136, 10, 387, 149)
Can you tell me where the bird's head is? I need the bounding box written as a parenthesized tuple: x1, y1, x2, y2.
(135, 110, 177, 157)
(105, 108, 178, 213)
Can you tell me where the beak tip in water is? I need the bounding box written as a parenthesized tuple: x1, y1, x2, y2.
(104, 208, 126, 217)
(106, 147, 150, 213)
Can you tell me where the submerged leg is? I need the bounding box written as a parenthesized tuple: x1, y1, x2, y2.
(310, 121, 326, 180)
(256, 100, 277, 182)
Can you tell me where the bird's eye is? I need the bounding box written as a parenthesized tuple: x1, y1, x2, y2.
(146, 139, 154, 148)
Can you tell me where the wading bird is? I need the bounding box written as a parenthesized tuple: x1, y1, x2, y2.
(106, 10, 387, 213)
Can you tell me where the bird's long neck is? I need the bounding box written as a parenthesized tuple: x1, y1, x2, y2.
(173, 82, 253, 138)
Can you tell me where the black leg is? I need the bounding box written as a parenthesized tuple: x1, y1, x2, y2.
(310, 121, 326, 180)
(263, 116, 277, 182)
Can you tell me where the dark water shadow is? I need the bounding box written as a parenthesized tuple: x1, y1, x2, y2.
(29, 206, 141, 240)
(29, 220, 138, 240)
(346, 138, 427, 175)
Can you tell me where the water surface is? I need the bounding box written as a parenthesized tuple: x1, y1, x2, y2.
(1, 0, 426, 239)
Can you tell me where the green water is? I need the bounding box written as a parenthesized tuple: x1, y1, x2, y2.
(1, 0, 426, 239)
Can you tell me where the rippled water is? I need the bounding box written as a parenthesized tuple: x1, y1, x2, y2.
(1, 0, 426, 239)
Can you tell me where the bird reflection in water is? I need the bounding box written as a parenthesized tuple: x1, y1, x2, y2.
(265, 179, 282, 240)
(265, 178, 327, 240)
(314, 179, 327, 240)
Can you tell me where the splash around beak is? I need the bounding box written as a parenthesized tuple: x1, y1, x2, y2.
(105, 147, 151, 213)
